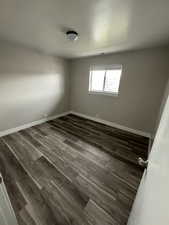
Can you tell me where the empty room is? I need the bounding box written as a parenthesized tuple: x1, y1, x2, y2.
(0, 1, 169, 225)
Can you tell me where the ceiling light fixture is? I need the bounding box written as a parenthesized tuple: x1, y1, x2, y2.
(66, 30, 79, 41)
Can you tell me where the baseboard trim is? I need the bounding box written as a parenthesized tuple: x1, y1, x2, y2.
(0, 110, 151, 139)
(0, 111, 71, 138)
(69, 111, 151, 138)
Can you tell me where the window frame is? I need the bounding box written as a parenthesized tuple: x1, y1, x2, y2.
(88, 65, 122, 96)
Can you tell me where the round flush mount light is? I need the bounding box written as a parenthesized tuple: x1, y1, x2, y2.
(66, 30, 79, 41)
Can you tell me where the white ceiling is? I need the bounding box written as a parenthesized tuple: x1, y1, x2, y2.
(0, 0, 169, 58)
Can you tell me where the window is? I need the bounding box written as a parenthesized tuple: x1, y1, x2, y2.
(89, 65, 122, 95)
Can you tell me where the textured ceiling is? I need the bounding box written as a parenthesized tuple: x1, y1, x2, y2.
(0, 0, 169, 58)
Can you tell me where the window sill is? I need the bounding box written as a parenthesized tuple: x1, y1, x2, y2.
(88, 91, 119, 97)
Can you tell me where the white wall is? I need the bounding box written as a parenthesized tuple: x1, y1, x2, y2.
(70, 47, 169, 135)
(0, 41, 70, 132)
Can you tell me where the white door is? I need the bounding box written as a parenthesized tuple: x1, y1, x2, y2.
(127, 94, 169, 225)
(0, 176, 18, 225)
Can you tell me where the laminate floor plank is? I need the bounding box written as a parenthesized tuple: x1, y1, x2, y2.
(68, 114, 148, 145)
(19, 208, 37, 225)
(59, 116, 132, 148)
(28, 128, 136, 204)
(20, 129, 78, 182)
(0, 114, 149, 225)
(49, 120, 141, 167)
(0, 139, 56, 225)
(41, 182, 90, 225)
(84, 200, 119, 225)
(74, 174, 129, 224)
(65, 114, 148, 158)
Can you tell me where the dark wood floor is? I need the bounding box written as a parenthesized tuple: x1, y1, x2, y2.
(0, 114, 149, 225)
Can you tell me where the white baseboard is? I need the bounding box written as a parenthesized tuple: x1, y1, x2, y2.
(0, 110, 151, 139)
(69, 111, 151, 138)
(0, 111, 71, 138)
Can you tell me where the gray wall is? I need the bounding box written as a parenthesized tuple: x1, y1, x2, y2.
(0, 41, 70, 132)
(0, 42, 168, 135)
(70, 48, 169, 134)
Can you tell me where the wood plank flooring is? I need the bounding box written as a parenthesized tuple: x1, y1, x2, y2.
(0, 114, 149, 225)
